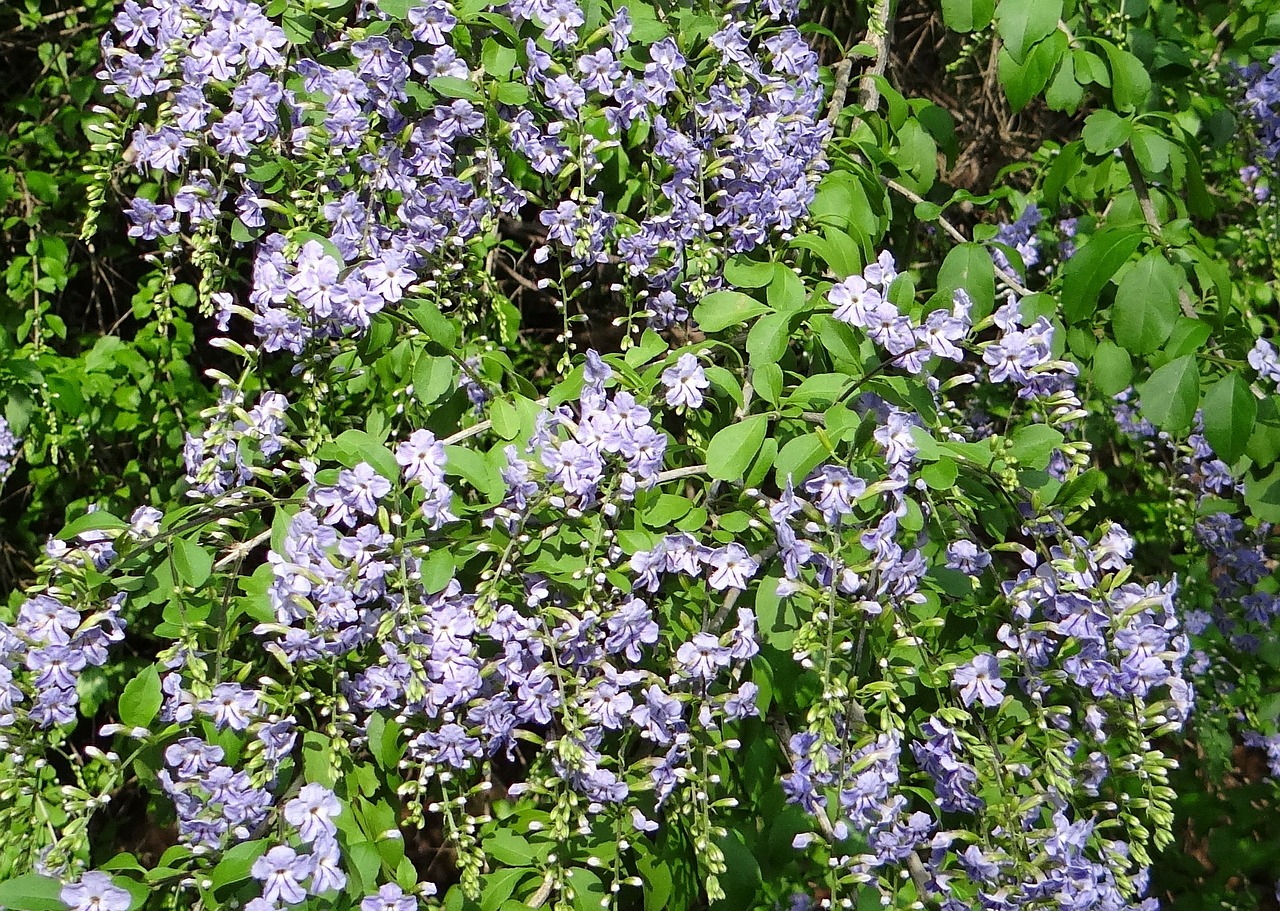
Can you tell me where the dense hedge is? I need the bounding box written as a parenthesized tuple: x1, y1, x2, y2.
(3, 1, 1280, 910)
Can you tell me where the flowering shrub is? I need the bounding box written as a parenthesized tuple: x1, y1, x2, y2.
(5, 0, 1280, 909)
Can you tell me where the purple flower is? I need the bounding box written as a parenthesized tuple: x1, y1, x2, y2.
(308, 837, 347, 894)
(537, 0, 585, 46)
(251, 845, 313, 905)
(361, 884, 419, 911)
(706, 544, 758, 591)
(125, 197, 177, 240)
(803, 466, 865, 525)
(724, 681, 760, 719)
(198, 682, 259, 731)
(283, 783, 341, 842)
(605, 597, 660, 661)
(945, 540, 991, 575)
(953, 654, 1006, 708)
(321, 463, 393, 524)
(676, 632, 731, 679)
(633, 685, 684, 743)
(395, 429, 446, 484)
(661, 353, 709, 408)
(257, 718, 297, 763)
(408, 0, 456, 44)
(61, 874, 131, 911)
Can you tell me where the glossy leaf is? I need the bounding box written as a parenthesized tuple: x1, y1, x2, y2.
(995, 0, 1062, 63)
(1061, 226, 1144, 322)
(1203, 373, 1256, 465)
(693, 290, 771, 332)
(706, 414, 768, 481)
(1138, 354, 1199, 433)
(1112, 252, 1181, 354)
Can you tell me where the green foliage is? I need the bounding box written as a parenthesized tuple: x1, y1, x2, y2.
(0, 0, 213, 585)
(6, 0, 1280, 909)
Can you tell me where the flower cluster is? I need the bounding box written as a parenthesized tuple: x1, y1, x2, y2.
(990, 203, 1043, 273)
(0, 416, 19, 487)
(183, 384, 290, 497)
(1, 535, 126, 732)
(102, 0, 827, 358)
(159, 735, 273, 850)
(826, 252, 1079, 399)
(1236, 51, 1280, 193)
(18, 2, 1232, 906)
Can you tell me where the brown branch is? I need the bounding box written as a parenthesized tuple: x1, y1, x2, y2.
(882, 177, 1033, 297)
(858, 0, 894, 112)
(1120, 146, 1197, 319)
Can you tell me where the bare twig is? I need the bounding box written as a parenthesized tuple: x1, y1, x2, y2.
(882, 177, 1034, 297)
(858, 0, 894, 112)
(1120, 146, 1198, 319)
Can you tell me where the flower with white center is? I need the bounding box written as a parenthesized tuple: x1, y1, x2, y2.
(706, 543, 759, 591)
(661, 353, 709, 409)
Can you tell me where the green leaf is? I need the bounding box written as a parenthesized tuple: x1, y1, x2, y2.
(624, 330, 669, 368)
(1130, 126, 1171, 175)
(567, 868, 605, 911)
(1091, 340, 1133, 396)
(173, 538, 213, 588)
(941, 0, 994, 31)
(753, 363, 783, 404)
(118, 664, 162, 730)
(706, 415, 768, 481)
(480, 869, 531, 911)
(765, 264, 806, 313)
(1101, 42, 1151, 112)
(1061, 226, 1144, 322)
(774, 433, 828, 487)
(347, 842, 382, 896)
(430, 75, 483, 102)
(1202, 374, 1256, 465)
(894, 119, 938, 189)
(998, 32, 1066, 111)
(211, 841, 269, 890)
(333, 430, 401, 481)
(484, 829, 543, 866)
(637, 853, 674, 911)
(711, 833, 761, 909)
(445, 445, 503, 501)
(642, 493, 693, 527)
(995, 0, 1062, 63)
(747, 312, 792, 366)
(693, 290, 770, 333)
(496, 82, 530, 105)
(59, 510, 128, 539)
(1073, 48, 1110, 86)
(367, 713, 404, 770)
(404, 298, 458, 348)
(1137, 354, 1199, 433)
(938, 243, 995, 321)
(744, 436, 777, 489)
(1045, 50, 1083, 111)
(1082, 110, 1133, 154)
(481, 38, 516, 80)
(921, 457, 959, 489)
(1009, 424, 1064, 470)
(303, 731, 339, 787)
(1042, 141, 1082, 207)
(0, 874, 66, 911)
(490, 398, 520, 440)
(1112, 252, 1181, 354)
(724, 257, 775, 289)
(413, 355, 456, 406)
(1163, 317, 1211, 359)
